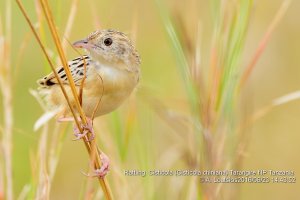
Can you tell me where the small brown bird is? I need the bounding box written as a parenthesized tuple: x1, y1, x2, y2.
(37, 29, 141, 177)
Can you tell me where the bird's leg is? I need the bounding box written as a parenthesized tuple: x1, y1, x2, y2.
(73, 117, 95, 141)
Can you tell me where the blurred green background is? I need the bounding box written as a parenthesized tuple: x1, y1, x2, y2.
(0, 0, 300, 199)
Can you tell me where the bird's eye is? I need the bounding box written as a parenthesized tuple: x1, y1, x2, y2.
(104, 38, 113, 46)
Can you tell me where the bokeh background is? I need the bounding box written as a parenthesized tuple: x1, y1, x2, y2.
(0, 0, 299, 199)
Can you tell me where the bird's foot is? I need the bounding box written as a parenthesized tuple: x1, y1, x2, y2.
(95, 153, 110, 178)
(73, 117, 95, 141)
(82, 152, 110, 178)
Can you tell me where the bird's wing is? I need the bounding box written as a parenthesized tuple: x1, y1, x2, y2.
(37, 55, 92, 87)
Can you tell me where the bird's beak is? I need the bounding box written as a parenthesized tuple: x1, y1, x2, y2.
(72, 39, 93, 49)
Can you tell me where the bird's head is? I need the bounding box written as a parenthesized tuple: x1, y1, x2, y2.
(73, 29, 140, 67)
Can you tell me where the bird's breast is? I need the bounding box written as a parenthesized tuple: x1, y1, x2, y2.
(82, 63, 139, 117)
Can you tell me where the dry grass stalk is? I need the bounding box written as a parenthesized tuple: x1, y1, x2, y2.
(0, 0, 13, 200)
(239, 0, 291, 87)
(16, 0, 113, 199)
(61, 0, 78, 53)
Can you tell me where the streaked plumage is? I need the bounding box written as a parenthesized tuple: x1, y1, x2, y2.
(38, 55, 92, 86)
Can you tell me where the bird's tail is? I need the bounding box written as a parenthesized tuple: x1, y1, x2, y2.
(29, 89, 61, 131)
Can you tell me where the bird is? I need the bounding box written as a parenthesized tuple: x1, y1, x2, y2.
(37, 29, 141, 177)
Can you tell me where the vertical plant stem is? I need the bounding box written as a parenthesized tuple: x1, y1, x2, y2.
(0, 0, 13, 199)
(36, 123, 49, 200)
(61, 0, 78, 53)
(1, 86, 13, 200)
(0, 76, 13, 200)
(39, 0, 86, 122)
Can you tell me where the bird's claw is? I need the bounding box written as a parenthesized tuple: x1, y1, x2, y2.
(81, 153, 110, 178)
(72, 118, 95, 141)
(73, 129, 89, 141)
